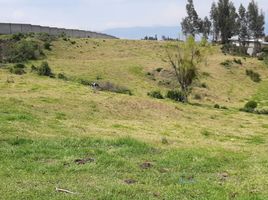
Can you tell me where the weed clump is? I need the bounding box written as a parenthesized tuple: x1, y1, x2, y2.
(246, 69, 261, 82)
(31, 62, 53, 77)
(156, 67, 163, 72)
(37, 62, 53, 76)
(166, 90, 184, 102)
(99, 82, 132, 95)
(233, 58, 242, 65)
(214, 104, 228, 110)
(9, 63, 26, 75)
(220, 60, 233, 68)
(58, 73, 68, 80)
(147, 90, 164, 99)
(79, 79, 92, 86)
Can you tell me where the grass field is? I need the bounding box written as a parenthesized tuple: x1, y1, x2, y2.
(0, 37, 268, 199)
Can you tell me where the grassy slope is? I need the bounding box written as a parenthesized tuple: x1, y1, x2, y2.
(0, 38, 268, 199)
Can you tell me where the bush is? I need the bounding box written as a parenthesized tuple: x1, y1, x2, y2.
(156, 67, 163, 72)
(6, 39, 43, 63)
(58, 73, 68, 80)
(214, 104, 228, 110)
(241, 100, 258, 113)
(166, 90, 184, 102)
(44, 42, 52, 50)
(233, 58, 242, 65)
(221, 60, 233, 68)
(214, 104, 220, 109)
(37, 62, 53, 77)
(147, 90, 164, 99)
(36, 33, 56, 43)
(70, 41, 76, 45)
(9, 63, 26, 75)
(246, 69, 261, 82)
(11, 33, 25, 41)
(99, 82, 132, 95)
(79, 79, 92, 86)
(200, 82, 208, 88)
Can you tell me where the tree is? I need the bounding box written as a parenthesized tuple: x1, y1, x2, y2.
(201, 17, 212, 39)
(238, 4, 248, 47)
(247, 0, 265, 39)
(181, 0, 201, 37)
(247, 0, 265, 55)
(217, 0, 238, 44)
(210, 2, 220, 42)
(167, 36, 203, 102)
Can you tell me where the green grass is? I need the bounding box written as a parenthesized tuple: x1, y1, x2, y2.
(0, 37, 268, 199)
(1, 137, 266, 200)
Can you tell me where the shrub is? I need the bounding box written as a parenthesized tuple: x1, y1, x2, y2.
(11, 33, 25, 41)
(70, 41, 76, 45)
(201, 82, 208, 88)
(36, 33, 56, 43)
(6, 39, 43, 63)
(166, 90, 184, 102)
(214, 104, 228, 110)
(79, 79, 92, 86)
(99, 82, 132, 95)
(9, 63, 26, 75)
(246, 69, 261, 82)
(220, 60, 233, 68)
(37, 62, 53, 77)
(44, 42, 51, 50)
(31, 65, 38, 72)
(214, 104, 220, 109)
(233, 58, 242, 65)
(241, 100, 258, 113)
(147, 90, 164, 99)
(58, 73, 68, 80)
(156, 67, 163, 72)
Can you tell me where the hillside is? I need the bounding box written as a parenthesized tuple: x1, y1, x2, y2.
(0, 37, 268, 199)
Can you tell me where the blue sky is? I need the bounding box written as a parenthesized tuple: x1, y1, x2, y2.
(0, 0, 267, 33)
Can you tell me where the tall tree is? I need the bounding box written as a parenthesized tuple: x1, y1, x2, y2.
(201, 17, 212, 39)
(210, 2, 220, 42)
(217, 0, 238, 44)
(238, 4, 248, 46)
(181, 0, 201, 37)
(247, 0, 265, 40)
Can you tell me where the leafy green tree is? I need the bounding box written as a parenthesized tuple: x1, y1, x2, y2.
(247, 0, 265, 55)
(238, 4, 248, 46)
(201, 17, 212, 39)
(217, 0, 238, 44)
(181, 0, 201, 37)
(210, 2, 220, 42)
(247, 0, 265, 40)
(167, 36, 203, 102)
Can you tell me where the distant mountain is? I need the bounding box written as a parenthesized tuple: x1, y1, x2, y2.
(103, 26, 181, 40)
